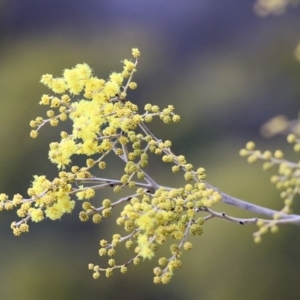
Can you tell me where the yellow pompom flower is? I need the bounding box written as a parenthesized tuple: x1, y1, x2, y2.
(137, 234, 154, 259)
(81, 140, 98, 156)
(30, 130, 38, 138)
(129, 82, 137, 90)
(30, 208, 44, 222)
(75, 63, 92, 79)
(58, 195, 75, 214)
(40, 94, 51, 105)
(109, 72, 124, 86)
(40, 74, 53, 88)
(135, 213, 156, 233)
(132, 48, 141, 58)
(123, 59, 135, 71)
(45, 203, 64, 220)
(103, 81, 120, 98)
(51, 78, 67, 94)
(85, 77, 105, 93)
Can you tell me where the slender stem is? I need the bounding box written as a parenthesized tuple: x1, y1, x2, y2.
(202, 207, 300, 225)
(138, 122, 160, 142)
(74, 177, 153, 190)
(205, 182, 299, 220)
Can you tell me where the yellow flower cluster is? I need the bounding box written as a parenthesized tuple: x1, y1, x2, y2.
(0, 48, 223, 283)
(93, 180, 220, 282)
(240, 138, 300, 241)
(36, 51, 142, 169)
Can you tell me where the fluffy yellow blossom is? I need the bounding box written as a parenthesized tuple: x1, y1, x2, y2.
(51, 78, 67, 94)
(40, 94, 50, 105)
(58, 196, 75, 214)
(75, 63, 92, 79)
(123, 59, 135, 72)
(45, 203, 64, 220)
(135, 213, 156, 233)
(1, 49, 227, 283)
(81, 140, 99, 156)
(40, 74, 53, 88)
(109, 72, 124, 86)
(85, 77, 105, 93)
(137, 234, 154, 259)
(132, 48, 141, 58)
(48, 139, 77, 168)
(103, 81, 120, 98)
(30, 208, 44, 222)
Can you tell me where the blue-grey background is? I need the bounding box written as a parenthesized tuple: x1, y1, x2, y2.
(1, 1, 300, 299)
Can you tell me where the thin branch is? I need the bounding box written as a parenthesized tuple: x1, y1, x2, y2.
(93, 193, 139, 213)
(74, 177, 153, 190)
(205, 182, 300, 220)
(138, 122, 160, 142)
(202, 207, 300, 225)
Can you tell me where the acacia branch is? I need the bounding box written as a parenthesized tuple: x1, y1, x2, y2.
(202, 206, 300, 226)
(205, 182, 300, 222)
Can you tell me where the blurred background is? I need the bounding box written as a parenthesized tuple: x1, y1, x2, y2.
(1, 0, 300, 299)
